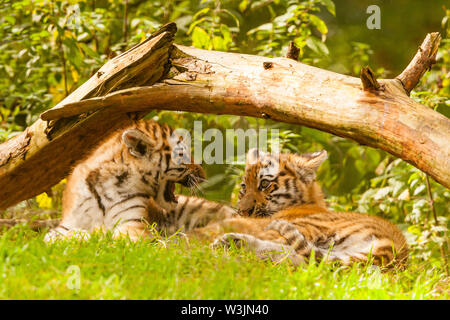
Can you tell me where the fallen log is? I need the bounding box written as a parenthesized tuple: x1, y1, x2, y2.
(0, 23, 177, 210)
(43, 35, 450, 188)
(0, 26, 448, 210)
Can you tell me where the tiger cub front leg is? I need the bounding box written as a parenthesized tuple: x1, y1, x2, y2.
(213, 233, 305, 266)
(44, 226, 91, 242)
(112, 220, 150, 242)
(110, 204, 152, 242)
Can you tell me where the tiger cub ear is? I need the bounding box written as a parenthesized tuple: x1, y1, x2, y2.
(122, 129, 155, 158)
(299, 150, 328, 171)
(246, 148, 266, 165)
(289, 150, 328, 183)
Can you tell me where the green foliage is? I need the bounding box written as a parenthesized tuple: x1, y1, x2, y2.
(246, 0, 333, 65)
(188, 1, 237, 51)
(355, 160, 449, 262)
(0, 225, 447, 299)
(412, 9, 450, 119)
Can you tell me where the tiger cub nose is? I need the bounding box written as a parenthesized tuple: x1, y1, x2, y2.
(238, 204, 256, 216)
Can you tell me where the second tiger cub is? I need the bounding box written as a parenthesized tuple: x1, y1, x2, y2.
(191, 149, 408, 269)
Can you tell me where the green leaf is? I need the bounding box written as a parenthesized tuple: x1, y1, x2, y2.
(247, 23, 273, 35)
(191, 26, 210, 49)
(309, 15, 328, 34)
(321, 0, 336, 16)
(77, 32, 91, 42)
(306, 37, 329, 56)
(212, 36, 225, 51)
(413, 184, 426, 196)
(63, 37, 85, 71)
(187, 17, 206, 34)
(220, 24, 232, 46)
(239, 0, 249, 12)
(220, 9, 240, 28)
(79, 43, 99, 59)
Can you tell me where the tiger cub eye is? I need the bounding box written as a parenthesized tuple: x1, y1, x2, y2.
(259, 179, 270, 189)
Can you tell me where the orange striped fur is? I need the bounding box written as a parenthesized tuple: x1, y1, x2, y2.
(44, 120, 206, 242)
(190, 149, 408, 269)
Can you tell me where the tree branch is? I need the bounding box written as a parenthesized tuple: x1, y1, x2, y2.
(0, 23, 177, 210)
(396, 32, 441, 95)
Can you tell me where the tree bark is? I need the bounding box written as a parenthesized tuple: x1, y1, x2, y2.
(0, 23, 177, 210)
(0, 28, 448, 210)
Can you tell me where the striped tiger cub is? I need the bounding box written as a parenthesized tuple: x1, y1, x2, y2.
(44, 120, 205, 242)
(191, 149, 408, 269)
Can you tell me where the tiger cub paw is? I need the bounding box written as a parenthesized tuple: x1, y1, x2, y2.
(212, 233, 254, 249)
(43, 229, 63, 243)
(266, 219, 306, 246)
(44, 227, 91, 243)
(66, 228, 91, 241)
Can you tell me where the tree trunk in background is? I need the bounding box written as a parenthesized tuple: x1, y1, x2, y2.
(0, 25, 448, 210)
(0, 23, 177, 210)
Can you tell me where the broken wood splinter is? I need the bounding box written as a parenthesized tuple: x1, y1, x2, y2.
(360, 66, 381, 91)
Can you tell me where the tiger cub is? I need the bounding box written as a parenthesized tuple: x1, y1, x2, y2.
(44, 120, 205, 242)
(191, 149, 408, 269)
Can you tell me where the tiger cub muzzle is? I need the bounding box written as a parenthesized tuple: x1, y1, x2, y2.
(238, 148, 328, 217)
(163, 164, 206, 203)
(238, 190, 269, 217)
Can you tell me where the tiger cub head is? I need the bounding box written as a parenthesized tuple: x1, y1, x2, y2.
(238, 148, 327, 217)
(121, 120, 205, 202)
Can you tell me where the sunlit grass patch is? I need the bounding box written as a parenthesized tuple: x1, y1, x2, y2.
(0, 224, 447, 300)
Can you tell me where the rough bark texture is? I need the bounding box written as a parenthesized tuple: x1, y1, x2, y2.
(360, 66, 381, 91)
(0, 23, 177, 210)
(0, 29, 448, 210)
(396, 32, 441, 95)
(285, 41, 300, 61)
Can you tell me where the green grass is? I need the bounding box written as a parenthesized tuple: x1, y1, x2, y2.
(0, 224, 448, 300)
